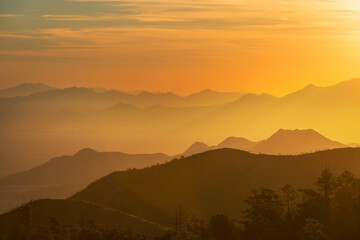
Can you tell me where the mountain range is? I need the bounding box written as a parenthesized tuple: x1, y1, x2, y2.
(0, 149, 170, 214)
(1, 78, 360, 178)
(0, 83, 56, 98)
(0, 83, 245, 108)
(0, 128, 349, 215)
(186, 78, 360, 144)
(2, 147, 360, 238)
(0, 148, 171, 186)
(181, 129, 347, 156)
(0, 84, 243, 176)
(70, 148, 360, 224)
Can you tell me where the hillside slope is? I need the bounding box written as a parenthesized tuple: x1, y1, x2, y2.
(0, 148, 171, 186)
(0, 149, 171, 214)
(72, 148, 360, 224)
(0, 199, 165, 238)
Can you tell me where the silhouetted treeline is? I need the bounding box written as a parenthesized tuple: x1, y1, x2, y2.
(240, 168, 360, 240)
(4, 168, 360, 240)
(159, 168, 360, 240)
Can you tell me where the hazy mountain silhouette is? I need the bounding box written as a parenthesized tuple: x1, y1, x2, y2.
(0, 148, 170, 186)
(0, 86, 241, 176)
(0, 149, 171, 214)
(187, 78, 360, 146)
(117, 89, 245, 107)
(2, 78, 360, 177)
(181, 129, 347, 156)
(72, 148, 360, 224)
(183, 89, 246, 107)
(0, 199, 165, 238)
(0, 83, 56, 98)
(283, 78, 360, 104)
(0, 87, 223, 176)
(217, 137, 256, 151)
(250, 129, 346, 155)
(0, 85, 244, 110)
(0, 128, 347, 213)
(0, 87, 131, 111)
(181, 142, 210, 157)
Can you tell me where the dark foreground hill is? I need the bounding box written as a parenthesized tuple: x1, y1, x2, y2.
(0, 199, 165, 238)
(72, 148, 360, 224)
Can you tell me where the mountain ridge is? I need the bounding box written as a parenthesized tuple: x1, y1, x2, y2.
(0, 83, 56, 98)
(0, 148, 171, 186)
(181, 129, 348, 157)
(2, 78, 360, 177)
(0, 148, 171, 214)
(71, 147, 360, 224)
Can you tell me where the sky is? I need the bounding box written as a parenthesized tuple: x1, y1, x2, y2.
(0, 0, 360, 95)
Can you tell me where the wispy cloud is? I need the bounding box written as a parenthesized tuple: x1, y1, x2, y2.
(0, 14, 20, 17)
(0, 0, 360, 60)
(42, 14, 128, 21)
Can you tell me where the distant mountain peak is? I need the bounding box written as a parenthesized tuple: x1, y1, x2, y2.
(219, 136, 253, 145)
(251, 129, 347, 155)
(298, 83, 321, 93)
(303, 83, 317, 89)
(199, 89, 217, 94)
(74, 148, 97, 157)
(0, 82, 55, 98)
(283, 83, 321, 99)
(185, 89, 219, 98)
(272, 128, 319, 136)
(269, 129, 324, 140)
(182, 142, 210, 157)
(222, 136, 248, 141)
(217, 136, 256, 151)
(185, 129, 347, 157)
(189, 142, 209, 149)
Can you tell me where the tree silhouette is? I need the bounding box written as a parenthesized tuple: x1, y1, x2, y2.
(316, 167, 335, 201)
(281, 184, 297, 221)
(242, 188, 285, 240)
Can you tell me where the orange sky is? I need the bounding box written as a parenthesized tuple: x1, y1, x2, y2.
(1, 0, 360, 95)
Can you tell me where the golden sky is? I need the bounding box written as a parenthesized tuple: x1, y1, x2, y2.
(1, 0, 360, 95)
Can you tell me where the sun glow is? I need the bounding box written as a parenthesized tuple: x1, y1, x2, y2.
(343, 0, 360, 10)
